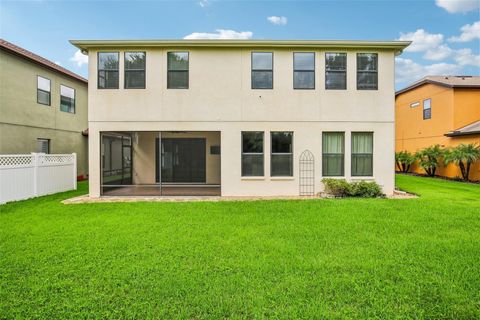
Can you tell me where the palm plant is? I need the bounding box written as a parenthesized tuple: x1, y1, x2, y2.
(444, 143, 480, 181)
(395, 151, 415, 173)
(415, 145, 444, 177)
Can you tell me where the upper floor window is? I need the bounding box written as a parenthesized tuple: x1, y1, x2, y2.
(351, 132, 373, 176)
(251, 52, 273, 89)
(325, 53, 346, 90)
(167, 52, 189, 89)
(322, 132, 344, 177)
(98, 52, 119, 89)
(293, 53, 314, 89)
(37, 76, 51, 106)
(60, 85, 75, 113)
(271, 132, 293, 176)
(124, 52, 146, 89)
(357, 53, 378, 90)
(423, 98, 431, 120)
(242, 131, 264, 176)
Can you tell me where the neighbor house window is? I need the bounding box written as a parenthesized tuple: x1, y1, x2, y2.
(251, 52, 273, 89)
(293, 52, 315, 89)
(60, 85, 75, 113)
(98, 52, 119, 89)
(37, 138, 50, 154)
(124, 52, 146, 89)
(271, 132, 293, 176)
(423, 99, 431, 119)
(322, 132, 344, 176)
(167, 52, 189, 89)
(242, 131, 264, 176)
(351, 132, 373, 176)
(37, 76, 51, 105)
(357, 53, 378, 90)
(325, 53, 347, 90)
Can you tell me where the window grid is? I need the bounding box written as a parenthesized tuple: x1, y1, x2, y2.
(351, 132, 373, 177)
(98, 52, 119, 89)
(357, 53, 378, 90)
(241, 131, 264, 177)
(423, 98, 431, 120)
(293, 52, 315, 90)
(251, 52, 273, 89)
(325, 53, 347, 90)
(322, 132, 345, 177)
(60, 85, 75, 114)
(124, 52, 146, 89)
(167, 52, 189, 89)
(37, 76, 51, 106)
(270, 131, 293, 177)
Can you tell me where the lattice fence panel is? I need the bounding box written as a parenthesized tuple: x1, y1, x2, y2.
(299, 150, 315, 196)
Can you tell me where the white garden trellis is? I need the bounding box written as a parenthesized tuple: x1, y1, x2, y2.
(0, 153, 77, 204)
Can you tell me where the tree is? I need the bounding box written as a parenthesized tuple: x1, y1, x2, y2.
(415, 145, 444, 177)
(444, 143, 480, 181)
(395, 151, 415, 173)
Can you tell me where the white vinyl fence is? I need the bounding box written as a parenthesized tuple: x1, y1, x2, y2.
(0, 153, 77, 204)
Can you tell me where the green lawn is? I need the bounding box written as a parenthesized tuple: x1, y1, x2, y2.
(1, 175, 479, 319)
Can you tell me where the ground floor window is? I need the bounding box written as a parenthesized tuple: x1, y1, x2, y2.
(351, 132, 373, 176)
(322, 132, 344, 176)
(36, 138, 50, 154)
(271, 131, 293, 176)
(242, 131, 264, 176)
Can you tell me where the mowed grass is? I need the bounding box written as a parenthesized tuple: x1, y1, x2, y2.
(1, 175, 479, 319)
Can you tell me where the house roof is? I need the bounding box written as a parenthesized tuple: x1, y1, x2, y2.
(396, 76, 480, 95)
(445, 120, 480, 137)
(0, 39, 87, 84)
(70, 39, 410, 55)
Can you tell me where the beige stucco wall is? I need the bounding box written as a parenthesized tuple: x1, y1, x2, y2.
(0, 49, 88, 177)
(87, 46, 396, 196)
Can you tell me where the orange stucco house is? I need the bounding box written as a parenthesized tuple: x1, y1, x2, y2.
(395, 76, 480, 181)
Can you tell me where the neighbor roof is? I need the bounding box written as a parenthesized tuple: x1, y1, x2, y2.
(396, 76, 480, 95)
(70, 39, 410, 55)
(445, 120, 480, 137)
(0, 39, 87, 84)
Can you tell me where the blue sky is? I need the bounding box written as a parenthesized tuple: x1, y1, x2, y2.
(1, 0, 479, 89)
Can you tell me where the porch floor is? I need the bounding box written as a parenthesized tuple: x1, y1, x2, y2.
(102, 186, 221, 197)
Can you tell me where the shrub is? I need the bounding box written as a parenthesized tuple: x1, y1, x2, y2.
(395, 151, 415, 173)
(415, 145, 444, 177)
(350, 181, 383, 198)
(322, 178, 352, 197)
(444, 143, 480, 181)
(322, 179, 384, 198)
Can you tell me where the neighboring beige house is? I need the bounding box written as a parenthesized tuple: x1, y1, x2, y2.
(70, 39, 409, 197)
(0, 39, 88, 179)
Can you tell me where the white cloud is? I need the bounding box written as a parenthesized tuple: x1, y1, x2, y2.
(435, 0, 479, 13)
(454, 48, 480, 66)
(267, 16, 288, 25)
(395, 57, 461, 84)
(424, 44, 454, 61)
(449, 21, 480, 42)
(183, 29, 253, 39)
(198, 0, 209, 7)
(70, 50, 88, 67)
(397, 29, 444, 52)
(54, 61, 62, 66)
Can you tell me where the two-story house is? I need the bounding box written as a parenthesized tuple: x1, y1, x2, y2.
(396, 76, 480, 180)
(0, 39, 89, 179)
(70, 39, 409, 197)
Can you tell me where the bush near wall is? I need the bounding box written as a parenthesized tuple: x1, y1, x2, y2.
(322, 179, 384, 198)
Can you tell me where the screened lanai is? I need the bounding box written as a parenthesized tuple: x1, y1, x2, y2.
(101, 131, 221, 196)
